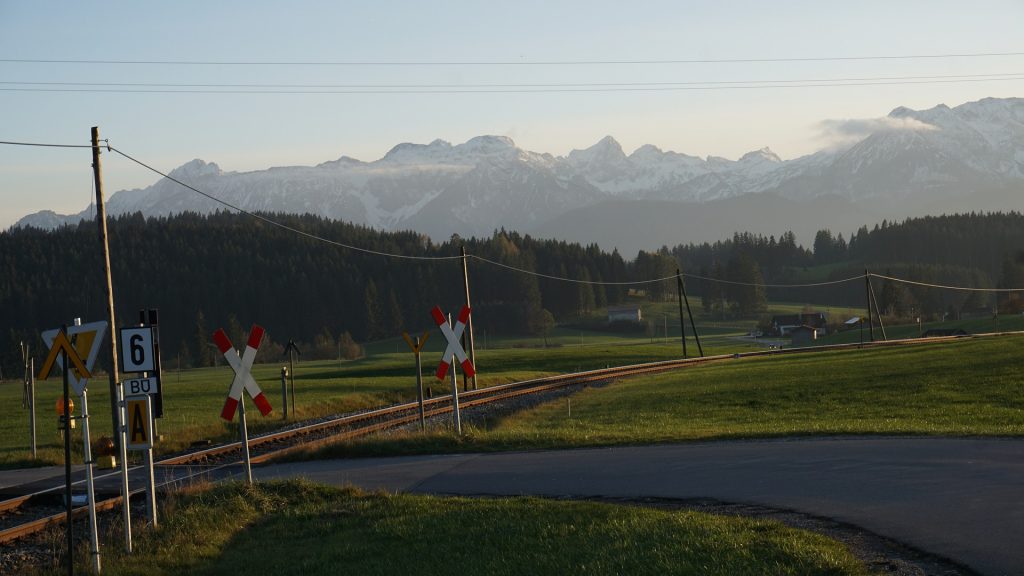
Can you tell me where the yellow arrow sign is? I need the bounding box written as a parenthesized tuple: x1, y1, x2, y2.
(402, 331, 430, 354)
(38, 331, 91, 381)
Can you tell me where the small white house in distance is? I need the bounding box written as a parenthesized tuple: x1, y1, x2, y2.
(608, 306, 643, 323)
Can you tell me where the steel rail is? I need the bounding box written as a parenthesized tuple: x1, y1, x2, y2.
(0, 329, 1017, 546)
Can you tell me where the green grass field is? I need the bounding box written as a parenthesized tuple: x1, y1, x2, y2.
(0, 338, 749, 468)
(6, 294, 1021, 469)
(307, 334, 1024, 458)
(45, 480, 870, 576)
(814, 314, 1024, 346)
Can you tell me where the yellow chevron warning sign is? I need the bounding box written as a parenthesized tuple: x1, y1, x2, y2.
(38, 332, 91, 382)
(40, 321, 108, 395)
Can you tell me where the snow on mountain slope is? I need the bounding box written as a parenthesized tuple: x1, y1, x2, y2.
(14, 97, 1024, 249)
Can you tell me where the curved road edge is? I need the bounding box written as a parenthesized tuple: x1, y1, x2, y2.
(255, 437, 1024, 576)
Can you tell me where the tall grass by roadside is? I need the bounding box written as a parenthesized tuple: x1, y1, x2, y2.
(39, 480, 870, 576)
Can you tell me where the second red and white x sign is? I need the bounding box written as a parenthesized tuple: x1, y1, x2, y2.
(431, 305, 475, 381)
(213, 325, 273, 421)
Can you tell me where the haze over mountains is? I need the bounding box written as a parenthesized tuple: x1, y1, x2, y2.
(16, 97, 1024, 255)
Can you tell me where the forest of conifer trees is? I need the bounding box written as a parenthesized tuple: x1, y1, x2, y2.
(3, 210, 1024, 374)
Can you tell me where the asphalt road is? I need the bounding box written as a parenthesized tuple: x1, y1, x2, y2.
(256, 437, 1024, 576)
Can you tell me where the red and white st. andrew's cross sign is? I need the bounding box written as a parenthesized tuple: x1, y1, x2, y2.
(213, 325, 273, 421)
(431, 305, 475, 381)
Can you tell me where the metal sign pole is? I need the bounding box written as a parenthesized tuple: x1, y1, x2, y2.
(403, 332, 430, 431)
(450, 353, 461, 435)
(21, 342, 27, 408)
(288, 347, 296, 416)
(450, 359, 462, 437)
(116, 383, 132, 552)
(145, 437, 157, 527)
(80, 389, 102, 573)
(61, 329, 74, 576)
(239, 397, 253, 484)
(29, 357, 37, 459)
(447, 313, 462, 434)
(280, 367, 288, 420)
(415, 338, 425, 431)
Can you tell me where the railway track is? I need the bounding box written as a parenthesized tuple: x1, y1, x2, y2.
(0, 330, 1012, 548)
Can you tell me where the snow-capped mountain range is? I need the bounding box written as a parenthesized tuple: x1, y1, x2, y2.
(16, 97, 1024, 253)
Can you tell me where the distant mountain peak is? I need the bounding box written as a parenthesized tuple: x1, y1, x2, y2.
(382, 139, 452, 162)
(888, 106, 915, 118)
(568, 135, 626, 164)
(381, 136, 518, 164)
(317, 155, 365, 169)
(740, 147, 782, 163)
(592, 135, 623, 152)
(13, 97, 1024, 249)
(168, 159, 221, 179)
(463, 134, 515, 147)
(630, 144, 663, 158)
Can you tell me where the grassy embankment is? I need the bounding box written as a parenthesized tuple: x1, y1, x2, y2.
(303, 334, 1024, 458)
(0, 335, 747, 469)
(38, 480, 871, 576)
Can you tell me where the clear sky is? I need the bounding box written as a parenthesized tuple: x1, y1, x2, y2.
(1, 1, 1022, 228)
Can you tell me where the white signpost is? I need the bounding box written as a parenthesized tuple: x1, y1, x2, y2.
(40, 319, 107, 574)
(118, 323, 161, 529)
(214, 324, 272, 484)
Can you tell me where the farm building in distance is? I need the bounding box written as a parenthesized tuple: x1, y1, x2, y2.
(771, 312, 828, 336)
(790, 325, 820, 346)
(607, 306, 643, 323)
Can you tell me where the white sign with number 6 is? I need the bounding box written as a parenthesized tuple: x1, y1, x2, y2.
(120, 326, 156, 373)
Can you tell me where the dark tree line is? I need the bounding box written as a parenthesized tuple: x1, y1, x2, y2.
(668, 212, 1024, 315)
(5, 210, 1024, 375)
(0, 212, 635, 372)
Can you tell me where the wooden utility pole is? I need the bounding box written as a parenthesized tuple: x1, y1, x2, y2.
(676, 269, 703, 357)
(460, 246, 477, 390)
(414, 336, 425, 431)
(676, 273, 688, 358)
(284, 340, 300, 417)
(93, 127, 121, 443)
(867, 277, 887, 341)
(864, 269, 875, 342)
(92, 127, 131, 552)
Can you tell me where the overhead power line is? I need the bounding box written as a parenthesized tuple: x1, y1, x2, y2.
(105, 145, 801, 285)
(102, 148, 1024, 291)
(13, 139, 1024, 292)
(2, 50, 1023, 66)
(106, 145, 463, 263)
(0, 139, 94, 148)
(3, 76, 1023, 95)
(871, 273, 1024, 292)
(2, 71, 1020, 91)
